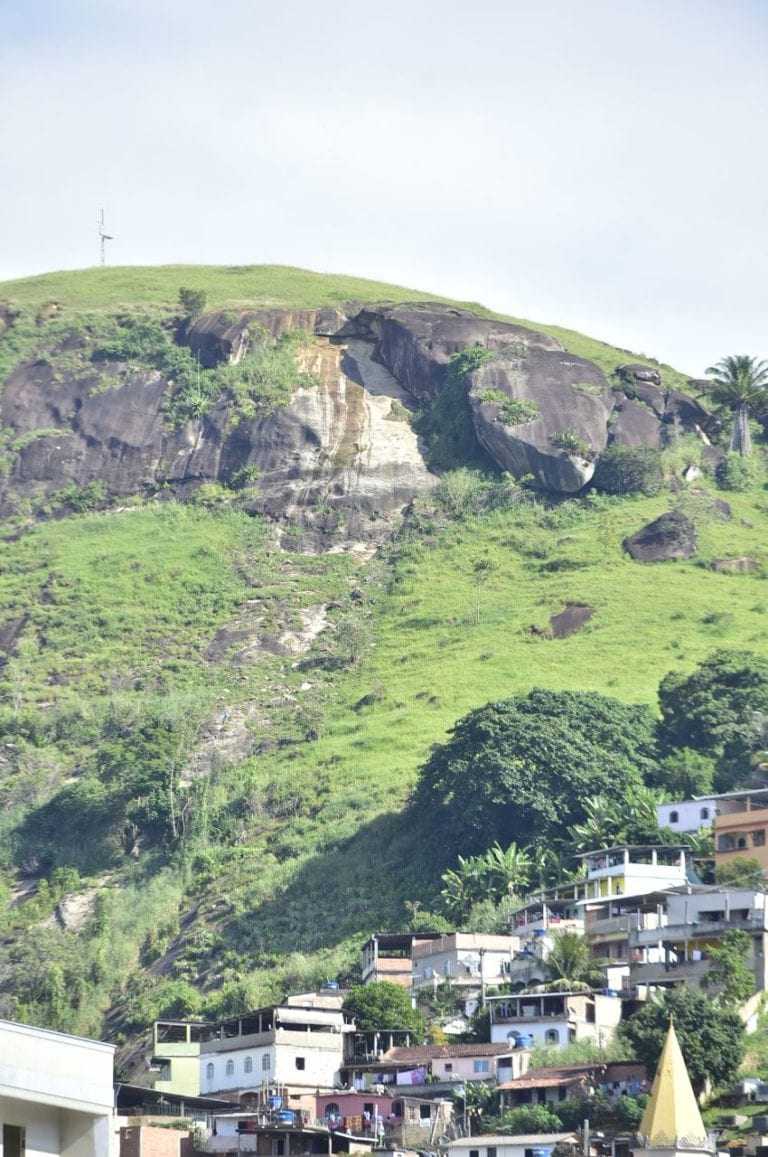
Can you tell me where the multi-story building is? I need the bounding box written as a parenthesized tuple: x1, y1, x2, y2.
(713, 790, 768, 873)
(410, 933, 521, 1014)
(627, 886, 768, 993)
(146, 1019, 206, 1097)
(487, 990, 622, 1050)
(199, 1003, 354, 1114)
(498, 1061, 647, 1112)
(360, 933, 443, 988)
(0, 1017, 115, 1157)
(577, 845, 691, 901)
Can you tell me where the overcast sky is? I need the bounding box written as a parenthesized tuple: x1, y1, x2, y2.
(1, 0, 766, 374)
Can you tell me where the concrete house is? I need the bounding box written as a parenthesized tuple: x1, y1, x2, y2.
(627, 886, 768, 993)
(341, 1043, 528, 1094)
(0, 1018, 115, 1157)
(199, 1003, 353, 1114)
(410, 934, 521, 1014)
(361, 933, 443, 988)
(487, 990, 622, 1050)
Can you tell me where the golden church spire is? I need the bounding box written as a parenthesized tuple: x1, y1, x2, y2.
(634, 1020, 712, 1155)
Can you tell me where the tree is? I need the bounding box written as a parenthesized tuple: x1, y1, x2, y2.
(342, 982, 424, 1036)
(701, 929, 755, 1008)
(413, 689, 659, 855)
(593, 445, 664, 495)
(440, 842, 531, 921)
(178, 286, 208, 319)
(618, 986, 744, 1094)
(715, 856, 767, 889)
(704, 355, 768, 456)
(658, 650, 768, 789)
(543, 929, 605, 991)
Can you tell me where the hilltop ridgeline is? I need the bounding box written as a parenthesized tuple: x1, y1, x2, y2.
(0, 298, 713, 546)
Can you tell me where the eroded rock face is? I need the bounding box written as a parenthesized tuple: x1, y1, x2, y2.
(340, 303, 563, 401)
(624, 510, 697, 562)
(468, 349, 612, 492)
(0, 300, 717, 531)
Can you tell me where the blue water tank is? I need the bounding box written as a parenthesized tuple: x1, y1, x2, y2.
(321, 981, 340, 990)
(267, 1095, 283, 1110)
(275, 1111, 295, 1125)
(533, 929, 547, 938)
(602, 988, 618, 997)
(530, 1147, 551, 1157)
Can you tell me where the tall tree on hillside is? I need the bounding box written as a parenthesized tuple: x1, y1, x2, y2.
(658, 649, 768, 789)
(705, 355, 768, 456)
(413, 689, 658, 856)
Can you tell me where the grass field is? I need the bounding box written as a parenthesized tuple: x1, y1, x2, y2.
(0, 263, 694, 391)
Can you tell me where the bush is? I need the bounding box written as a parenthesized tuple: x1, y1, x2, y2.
(498, 399, 539, 426)
(716, 451, 754, 491)
(550, 429, 591, 458)
(593, 445, 664, 495)
(495, 1106, 563, 1135)
(178, 287, 207, 318)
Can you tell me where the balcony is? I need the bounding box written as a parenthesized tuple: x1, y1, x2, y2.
(628, 958, 709, 986)
(631, 914, 767, 948)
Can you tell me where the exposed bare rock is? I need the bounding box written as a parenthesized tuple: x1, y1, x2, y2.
(712, 557, 760, 573)
(616, 363, 662, 388)
(624, 510, 697, 562)
(186, 308, 348, 368)
(609, 397, 665, 448)
(468, 349, 612, 492)
(340, 302, 562, 402)
(550, 603, 595, 638)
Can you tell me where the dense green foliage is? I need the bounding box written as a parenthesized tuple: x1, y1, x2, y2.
(618, 987, 744, 1093)
(658, 649, 768, 789)
(593, 444, 664, 495)
(701, 929, 755, 1008)
(412, 688, 658, 854)
(342, 982, 425, 1034)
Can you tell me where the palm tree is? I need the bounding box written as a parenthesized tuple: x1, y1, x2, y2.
(540, 929, 605, 992)
(705, 355, 768, 456)
(440, 855, 488, 920)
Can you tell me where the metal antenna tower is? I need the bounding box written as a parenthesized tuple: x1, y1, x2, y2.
(98, 207, 114, 267)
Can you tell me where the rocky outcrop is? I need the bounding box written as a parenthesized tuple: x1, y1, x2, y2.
(338, 302, 562, 402)
(468, 349, 612, 492)
(712, 557, 759, 573)
(0, 299, 718, 529)
(624, 511, 697, 562)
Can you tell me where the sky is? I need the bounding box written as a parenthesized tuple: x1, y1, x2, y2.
(1, 0, 766, 375)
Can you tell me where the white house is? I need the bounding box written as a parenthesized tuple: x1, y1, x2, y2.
(657, 799, 717, 834)
(0, 1018, 115, 1157)
(487, 990, 622, 1050)
(443, 1132, 580, 1157)
(199, 1004, 352, 1111)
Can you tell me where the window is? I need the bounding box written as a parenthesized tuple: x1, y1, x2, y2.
(363, 1104, 374, 1116)
(392, 1102, 403, 1117)
(325, 1103, 340, 1119)
(473, 1059, 490, 1074)
(296, 1056, 306, 1070)
(226, 1060, 235, 1077)
(488, 1148, 497, 1157)
(753, 830, 766, 847)
(470, 1150, 479, 1157)
(3, 1126, 25, 1157)
(444, 1062, 453, 1073)
(244, 1056, 253, 1074)
(420, 1105, 431, 1121)
(262, 1054, 271, 1071)
(545, 1028, 560, 1044)
(669, 810, 679, 824)
(701, 807, 710, 820)
(206, 1062, 214, 1080)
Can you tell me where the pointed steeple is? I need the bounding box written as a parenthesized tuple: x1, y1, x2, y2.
(635, 1020, 711, 1153)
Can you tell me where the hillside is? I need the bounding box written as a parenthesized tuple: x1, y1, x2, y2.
(0, 264, 765, 1070)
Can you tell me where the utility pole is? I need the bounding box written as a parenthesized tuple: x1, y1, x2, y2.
(97, 207, 113, 266)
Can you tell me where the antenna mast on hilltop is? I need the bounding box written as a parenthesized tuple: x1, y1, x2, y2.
(97, 207, 113, 267)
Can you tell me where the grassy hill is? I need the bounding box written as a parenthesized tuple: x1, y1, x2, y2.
(0, 265, 762, 1057)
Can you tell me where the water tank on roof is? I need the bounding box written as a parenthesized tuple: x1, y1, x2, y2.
(275, 1111, 295, 1125)
(267, 1096, 283, 1110)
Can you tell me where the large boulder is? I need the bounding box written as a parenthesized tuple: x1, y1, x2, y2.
(338, 302, 562, 402)
(624, 510, 697, 563)
(468, 348, 612, 493)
